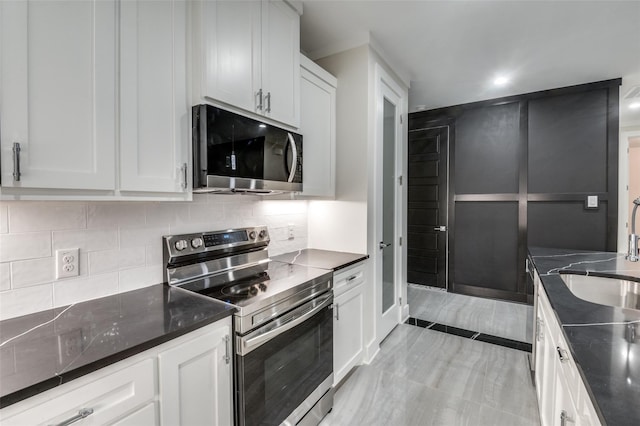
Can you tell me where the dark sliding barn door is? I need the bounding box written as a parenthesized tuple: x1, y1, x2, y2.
(407, 126, 448, 289)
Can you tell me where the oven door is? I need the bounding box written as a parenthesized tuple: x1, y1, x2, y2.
(235, 292, 333, 426)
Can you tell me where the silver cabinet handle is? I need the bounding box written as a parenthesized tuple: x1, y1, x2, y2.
(180, 162, 187, 189)
(560, 410, 574, 426)
(256, 88, 263, 111)
(433, 225, 447, 232)
(557, 346, 570, 363)
(51, 408, 94, 426)
(347, 275, 357, 282)
(335, 303, 339, 320)
(13, 142, 21, 181)
(379, 242, 391, 250)
(265, 91, 271, 113)
(224, 335, 230, 364)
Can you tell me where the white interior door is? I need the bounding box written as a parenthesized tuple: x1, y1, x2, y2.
(376, 65, 404, 341)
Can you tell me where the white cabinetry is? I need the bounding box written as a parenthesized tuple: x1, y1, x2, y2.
(119, 0, 189, 194)
(194, 0, 300, 128)
(0, 0, 116, 190)
(159, 321, 232, 426)
(0, 0, 189, 198)
(333, 261, 366, 385)
(300, 55, 337, 198)
(534, 271, 601, 426)
(0, 319, 232, 426)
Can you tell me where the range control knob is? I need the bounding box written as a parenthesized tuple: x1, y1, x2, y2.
(175, 240, 188, 251)
(258, 230, 267, 239)
(249, 231, 257, 239)
(191, 237, 203, 248)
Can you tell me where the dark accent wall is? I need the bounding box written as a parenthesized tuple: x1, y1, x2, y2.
(409, 79, 620, 303)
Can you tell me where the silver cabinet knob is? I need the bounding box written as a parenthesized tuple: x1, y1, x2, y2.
(191, 237, 203, 248)
(175, 240, 188, 251)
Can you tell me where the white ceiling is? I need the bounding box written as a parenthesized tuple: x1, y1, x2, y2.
(299, 0, 640, 122)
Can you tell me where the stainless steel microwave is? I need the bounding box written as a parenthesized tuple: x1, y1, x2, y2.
(192, 105, 302, 193)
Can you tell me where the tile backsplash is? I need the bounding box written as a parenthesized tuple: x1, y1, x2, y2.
(0, 195, 308, 320)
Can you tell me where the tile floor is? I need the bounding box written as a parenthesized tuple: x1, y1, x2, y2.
(320, 287, 540, 426)
(408, 284, 534, 344)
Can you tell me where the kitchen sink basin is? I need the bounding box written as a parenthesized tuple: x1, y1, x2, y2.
(560, 274, 640, 310)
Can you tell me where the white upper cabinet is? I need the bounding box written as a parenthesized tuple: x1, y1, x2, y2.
(0, 0, 116, 190)
(195, 0, 300, 128)
(300, 55, 337, 198)
(120, 0, 189, 193)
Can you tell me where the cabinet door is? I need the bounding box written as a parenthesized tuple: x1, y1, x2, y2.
(0, 0, 116, 190)
(261, 0, 300, 127)
(119, 0, 188, 193)
(158, 321, 232, 426)
(109, 402, 157, 426)
(334, 284, 364, 385)
(1, 359, 155, 426)
(200, 0, 261, 113)
(300, 58, 336, 198)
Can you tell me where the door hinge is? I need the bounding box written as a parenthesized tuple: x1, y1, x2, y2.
(399, 297, 402, 305)
(400, 115, 403, 124)
(398, 175, 403, 186)
(399, 236, 402, 246)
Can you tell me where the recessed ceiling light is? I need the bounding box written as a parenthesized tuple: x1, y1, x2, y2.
(630, 102, 640, 110)
(493, 75, 510, 86)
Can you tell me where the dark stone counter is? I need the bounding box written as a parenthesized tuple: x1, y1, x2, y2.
(272, 248, 368, 271)
(529, 247, 640, 426)
(0, 284, 235, 408)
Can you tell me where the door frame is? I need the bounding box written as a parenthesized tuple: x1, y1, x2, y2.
(373, 63, 405, 343)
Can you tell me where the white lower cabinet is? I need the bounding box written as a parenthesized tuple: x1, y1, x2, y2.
(333, 262, 366, 385)
(158, 322, 232, 426)
(0, 318, 232, 426)
(534, 272, 601, 426)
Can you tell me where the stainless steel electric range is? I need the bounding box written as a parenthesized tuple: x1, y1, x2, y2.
(163, 226, 334, 426)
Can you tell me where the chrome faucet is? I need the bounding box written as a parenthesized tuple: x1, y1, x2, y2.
(628, 197, 640, 262)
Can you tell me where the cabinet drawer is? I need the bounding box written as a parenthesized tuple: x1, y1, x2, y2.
(334, 262, 365, 295)
(1, 359, 155, 426)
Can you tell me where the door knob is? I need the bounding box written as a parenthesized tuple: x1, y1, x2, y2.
(433, 225, 447, 232)
(379, 242, 391, 250)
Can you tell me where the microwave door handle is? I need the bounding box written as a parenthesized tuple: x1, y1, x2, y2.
(286, 133, 298, 183)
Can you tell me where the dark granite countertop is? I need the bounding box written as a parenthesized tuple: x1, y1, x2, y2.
(272, 249, 368, 271)
(0, 284, 235, 408)
(528, 247, 640, 426)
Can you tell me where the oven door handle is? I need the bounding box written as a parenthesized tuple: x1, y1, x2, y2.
(238, 292, 332, 355)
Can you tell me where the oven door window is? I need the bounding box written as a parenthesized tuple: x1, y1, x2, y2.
(236, 302, 332, 426)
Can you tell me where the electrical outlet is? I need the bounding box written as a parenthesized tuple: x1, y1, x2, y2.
(586, 195, 599, 209)
(56, 248, 79, 279)
(288, 224, 295, 240)
(57, 328, 84, 366)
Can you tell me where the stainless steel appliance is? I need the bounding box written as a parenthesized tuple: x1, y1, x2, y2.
(163, 226, 333, 426)
(192, 105, 303, 193)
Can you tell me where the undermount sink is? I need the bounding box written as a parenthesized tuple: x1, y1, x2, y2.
(560, 274, 640, 310)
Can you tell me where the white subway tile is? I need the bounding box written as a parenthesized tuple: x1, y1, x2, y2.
(145, 202, 191, 227)
(88, 247, 146, 275)
(53, 273, 119, 307)
(9, 202, 86, 232)
(189, 203, 224, 224)
(87, 202, 146, 229)
(53, 229, 118, 252)
(0, 232, 51, 262)
(120, 226, 170, 248)
(0, 284, 53, 321)
(145, 244, 163, 266)
(119, 265, 164, 292)
(0, 263, 10, 291)
(11, 257, 55, 288)
(223, 202, 255, 220)
(0, 203, 8, 234)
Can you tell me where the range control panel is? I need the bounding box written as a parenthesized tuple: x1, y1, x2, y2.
(163, 226, 269, 260)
